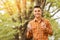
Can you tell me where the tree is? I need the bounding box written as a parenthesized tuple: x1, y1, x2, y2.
(0, 0, 60, 40)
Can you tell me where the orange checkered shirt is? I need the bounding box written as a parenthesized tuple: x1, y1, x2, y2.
(27, 18, 53, 40)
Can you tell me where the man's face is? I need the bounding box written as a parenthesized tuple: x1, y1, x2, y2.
(33, 8, 42, 18)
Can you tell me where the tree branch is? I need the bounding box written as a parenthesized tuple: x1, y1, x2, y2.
(51, 8, 57, 13)
(45, 2, 50, 6)
(54, 17, 60, 20)
(50, 9, 60, 17)
(47, 2, 52, 11)
(35, 0, 46, 9)
(41, 0, 46, 9)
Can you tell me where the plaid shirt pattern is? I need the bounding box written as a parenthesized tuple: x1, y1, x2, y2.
(27, 18, 53, 40)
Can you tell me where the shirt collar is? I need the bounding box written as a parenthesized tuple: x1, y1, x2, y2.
(33, 17, 43, 23)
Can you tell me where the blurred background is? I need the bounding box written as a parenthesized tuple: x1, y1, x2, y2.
(0, 0, 60, 40)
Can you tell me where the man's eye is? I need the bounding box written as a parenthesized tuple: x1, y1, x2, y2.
(38, 10, 40, 12)
(35, 10, 37, 12)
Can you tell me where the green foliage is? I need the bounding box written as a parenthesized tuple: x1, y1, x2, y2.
(43, 10, 60, 40)
(0, 13, 20, 40)
(0, 0, 60, 40)
(46, 0, 60, 8)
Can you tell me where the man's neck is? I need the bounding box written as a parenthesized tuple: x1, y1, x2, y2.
(35, 17, 42, 21)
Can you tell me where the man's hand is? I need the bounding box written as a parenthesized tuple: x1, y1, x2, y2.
(41, 22, 46, 30)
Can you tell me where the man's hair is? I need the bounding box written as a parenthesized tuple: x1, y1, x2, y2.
(34, 6, 42, 9)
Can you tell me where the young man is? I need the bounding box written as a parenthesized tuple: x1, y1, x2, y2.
(27, 6, 53, 40)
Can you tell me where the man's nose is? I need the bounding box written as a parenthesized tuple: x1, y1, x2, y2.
(35, 11, 40, 13)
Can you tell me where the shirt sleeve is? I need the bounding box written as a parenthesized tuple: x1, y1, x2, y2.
(26, 22, 33, 38)
(45, 20, 53, 35)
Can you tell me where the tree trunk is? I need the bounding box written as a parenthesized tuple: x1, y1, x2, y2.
(35, 0, 46, 9)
